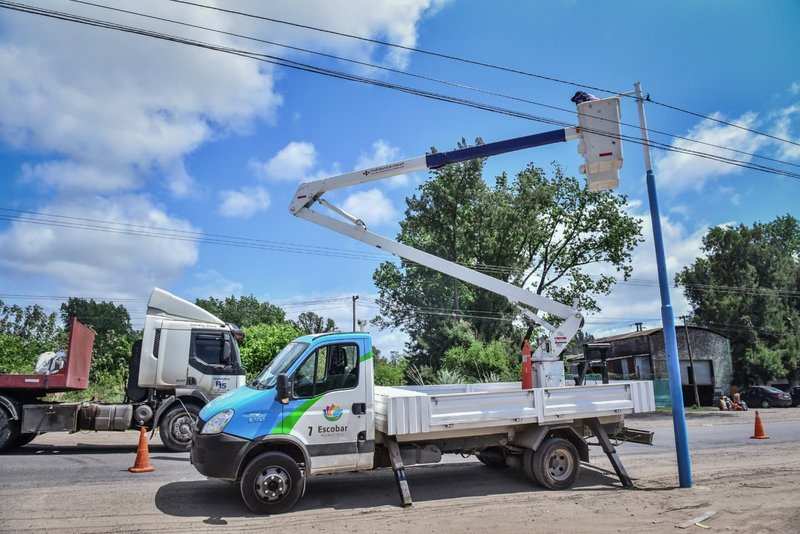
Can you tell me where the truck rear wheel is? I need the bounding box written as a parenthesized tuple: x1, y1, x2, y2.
(528, 437, 580, 490)
(159, 404, 200, 452)
(0, 407, 20, 452)
(240, 452, 304, 514)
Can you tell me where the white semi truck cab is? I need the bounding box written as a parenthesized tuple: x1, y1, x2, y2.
(0, 288, 246, 452)
(192, 331, 655, 514)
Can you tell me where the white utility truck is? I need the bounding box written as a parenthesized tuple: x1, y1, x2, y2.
(191, 95, 656, 514)
(0, 288, 246, 452)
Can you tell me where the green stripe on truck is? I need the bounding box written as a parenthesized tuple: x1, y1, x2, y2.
(359, 350, 373, 363)
(272, 395, 322, 434)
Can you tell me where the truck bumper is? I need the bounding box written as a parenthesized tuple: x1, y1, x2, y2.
(190, 430, 249, 480)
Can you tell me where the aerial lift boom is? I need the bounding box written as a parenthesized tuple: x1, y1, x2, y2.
(289, 95, 623, 386)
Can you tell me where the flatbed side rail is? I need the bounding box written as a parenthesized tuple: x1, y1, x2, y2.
(375, 381, 655, 436)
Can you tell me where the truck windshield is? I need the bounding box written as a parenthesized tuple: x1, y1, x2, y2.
(250, 341, 309, 389)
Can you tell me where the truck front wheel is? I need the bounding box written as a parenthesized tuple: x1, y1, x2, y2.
(159, 404, 200, 452)
(0, 407, 20, 452)
(528, 437, 580, 490)
(240, 452, 304, 514)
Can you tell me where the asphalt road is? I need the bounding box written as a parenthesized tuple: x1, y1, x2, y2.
(0, 408, 798, 532)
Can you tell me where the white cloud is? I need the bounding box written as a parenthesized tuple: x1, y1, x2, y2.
(342, 188, 397, 226)
(254, 141, 318, 181)
(790, 81, 800, 95)
(190, 269, 243, 300)
(654, 111, 769, 192)
(0, 0, 444, 298)
(218, 186, 271, 218)
(0, 2, 280, 196)
(0, 1, 445, 194)
(770, 103, 800, 161)
(719, 186, 742, 206)
(584, 208, 708, 338)
(0, 196, 198, 297)
(21, 161, 138, 193)
(355, 140, 409, 186)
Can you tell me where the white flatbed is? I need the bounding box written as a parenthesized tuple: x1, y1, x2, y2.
(375, 381, 655, 438)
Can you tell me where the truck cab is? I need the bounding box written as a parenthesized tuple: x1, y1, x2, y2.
(0, 288, 247, 453)
(192, 332, 374, 510)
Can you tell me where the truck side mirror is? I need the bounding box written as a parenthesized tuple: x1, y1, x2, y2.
(222, 339, 232, 364)
(276, 374, 290, 404)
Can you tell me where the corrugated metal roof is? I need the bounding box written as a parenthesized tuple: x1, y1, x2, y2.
(594, 325, 727, 343)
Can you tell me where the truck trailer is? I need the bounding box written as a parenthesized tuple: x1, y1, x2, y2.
(0, 288, 246, 452)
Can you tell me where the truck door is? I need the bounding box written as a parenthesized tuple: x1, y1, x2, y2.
(290, 342, 367, 473)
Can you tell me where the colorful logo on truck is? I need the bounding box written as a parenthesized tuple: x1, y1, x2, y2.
(323, 403, 343, 421)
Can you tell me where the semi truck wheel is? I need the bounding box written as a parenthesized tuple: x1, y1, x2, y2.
(0, 407, 20, 452)
(240, 452, 304, 514)
(159, 404, 200, 452)
(529, 437, 580, 490)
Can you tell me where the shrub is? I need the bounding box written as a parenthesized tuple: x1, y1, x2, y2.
(240, 322, 301, 377)
(442, 340, 517, 382)
(374, 356, 407, 386)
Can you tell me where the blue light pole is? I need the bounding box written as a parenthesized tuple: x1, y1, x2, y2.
(634, 81, 692, 488)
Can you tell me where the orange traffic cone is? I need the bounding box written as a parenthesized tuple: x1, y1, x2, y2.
(750, 410, 769, 440)
(128, 426, 155, 473)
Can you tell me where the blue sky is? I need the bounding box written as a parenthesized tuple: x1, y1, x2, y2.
(1, 0, 798, 353)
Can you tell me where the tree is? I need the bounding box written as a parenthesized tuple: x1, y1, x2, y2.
(195, 295, 285, 327)
(373, 142, 641, 367)
(60, 298, 132, 337)
(294, 311, 336, 335)
(239, 322, 301, 377)
(676, 215, 800, 385)
(0, 301, 62, 374)
(60, 298, 134, 389)
(0, 301, 60, 343)
(442, 339, 518, 382)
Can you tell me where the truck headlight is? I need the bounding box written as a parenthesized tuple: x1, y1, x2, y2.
(201, 409, 234, 434)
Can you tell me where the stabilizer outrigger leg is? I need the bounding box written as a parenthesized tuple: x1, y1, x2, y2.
(588, 418, 634, 488)
(385, 436, 413, 507)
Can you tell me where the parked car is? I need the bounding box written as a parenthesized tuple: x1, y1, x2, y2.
(790, 386, 800, 407)
(740, 386, 793, 408)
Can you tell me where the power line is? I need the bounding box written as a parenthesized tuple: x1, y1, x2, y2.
(4, 1, 800, 183)
(4, 206, 800, 300)
(165, 0, 800, 149)
(0, 207, 386, 261)
(64, 0, 800, 171)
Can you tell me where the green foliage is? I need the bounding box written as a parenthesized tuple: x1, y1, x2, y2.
(60, 298, 132, 337)
(239, 322, 301, 377)
(1, 301, 60, 343)
(743, 343, 786, 384)
(676, 215, 800, 385)
(442, 339, 518, 382)
(195, 295, 285, 327)
(0, 301, 62, 374)
(373, 144, 641, 367)
(0, 333, 41, 374)
(293, 311, 336, 335)
(374, 355, 408, 386)
(60, 298, 133, 388)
